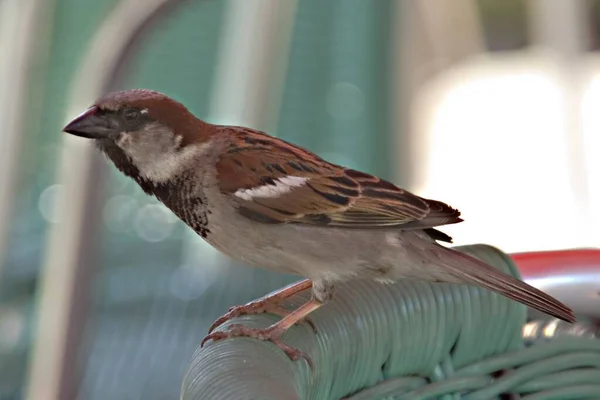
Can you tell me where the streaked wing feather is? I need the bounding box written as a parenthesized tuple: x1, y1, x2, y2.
(217, 128, 462, 231)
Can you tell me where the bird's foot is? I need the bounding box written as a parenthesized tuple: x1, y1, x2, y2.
(207, 299, 316, 334)
(207, 280, 315, 334)
(201, 324, 313, 368)
(203, 298, 322, 368)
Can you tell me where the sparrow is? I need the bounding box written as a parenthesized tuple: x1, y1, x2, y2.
(63, 89, 575, 365)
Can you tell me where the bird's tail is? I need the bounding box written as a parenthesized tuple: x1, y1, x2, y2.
(431, 244, 575, 323)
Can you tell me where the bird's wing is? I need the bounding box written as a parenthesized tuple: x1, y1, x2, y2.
(216, 128, 462, 231)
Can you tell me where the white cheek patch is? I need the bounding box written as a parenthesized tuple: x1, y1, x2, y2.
(136, 142, 211, 183)
(115, 124, 212, 183)
(235, 176, 308, 201)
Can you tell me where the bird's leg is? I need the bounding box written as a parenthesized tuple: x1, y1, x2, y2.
(201, 298, 323, 367)
(207, 279, 313, 334)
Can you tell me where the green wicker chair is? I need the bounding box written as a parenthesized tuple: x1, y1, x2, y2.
(181, 245, 600, 400)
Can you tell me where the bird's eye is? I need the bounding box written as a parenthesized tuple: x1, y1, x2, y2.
(123, 108, 141, 121)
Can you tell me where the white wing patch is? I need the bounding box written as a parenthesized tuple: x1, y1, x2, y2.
(234, 176, 308, 201)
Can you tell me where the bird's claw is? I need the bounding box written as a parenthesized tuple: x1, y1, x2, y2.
(201, 324, 313, 368)
(208, 301, 316, 334)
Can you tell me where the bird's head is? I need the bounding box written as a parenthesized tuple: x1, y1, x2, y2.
(63, 89, 213, 183)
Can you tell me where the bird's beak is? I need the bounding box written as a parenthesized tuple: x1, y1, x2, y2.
(63, 106, 114, 139)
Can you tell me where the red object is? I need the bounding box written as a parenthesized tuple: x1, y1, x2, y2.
(512, 249, 600, 279)
(511, 249, 600, 318)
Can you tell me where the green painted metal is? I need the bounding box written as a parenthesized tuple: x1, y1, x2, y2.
(277, 0, 393, 177)
(0, 0, 120, 397)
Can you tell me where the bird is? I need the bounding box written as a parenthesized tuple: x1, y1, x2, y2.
(63, 88, 575, 364)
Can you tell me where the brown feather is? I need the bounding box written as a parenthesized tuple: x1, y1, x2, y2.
(216, 127, 463, 230)
(95, 89, 213, 145)
(424, 228, 453, 243)
(438, 246, 575, 322)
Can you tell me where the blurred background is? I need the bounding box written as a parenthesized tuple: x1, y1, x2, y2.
(0, 0, 599, 399)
